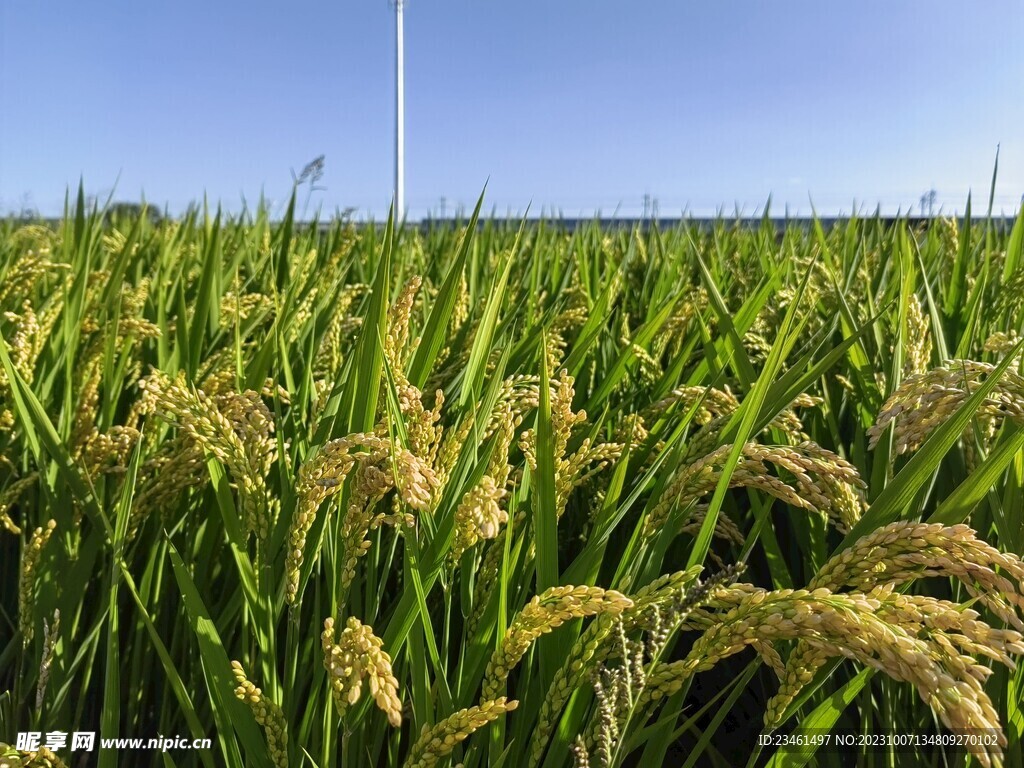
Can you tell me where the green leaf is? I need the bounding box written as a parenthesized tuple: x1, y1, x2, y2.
(334, 206, 395, 437)
(460, 219, 522, 408)
(763, 669, 872, 768)
(167, 544, 270, 768)
(408, 191, 485, 388)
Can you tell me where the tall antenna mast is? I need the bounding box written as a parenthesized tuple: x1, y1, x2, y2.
(394, 0, 405, 217)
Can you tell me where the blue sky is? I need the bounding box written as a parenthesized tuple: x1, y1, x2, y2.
(1, 1, 1021, 219)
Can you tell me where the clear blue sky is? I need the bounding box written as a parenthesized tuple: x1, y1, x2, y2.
(1, 1, 1021, 219)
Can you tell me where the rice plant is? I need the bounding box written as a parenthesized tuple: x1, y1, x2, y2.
(2, 189, 1024, 767)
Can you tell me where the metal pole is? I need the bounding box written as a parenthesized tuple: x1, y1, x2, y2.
(395, 0, 405, 217)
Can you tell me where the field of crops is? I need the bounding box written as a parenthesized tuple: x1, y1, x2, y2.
(2, 193, 1024, 768)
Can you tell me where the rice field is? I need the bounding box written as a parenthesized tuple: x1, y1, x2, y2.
(2, 191, 1024, 768)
